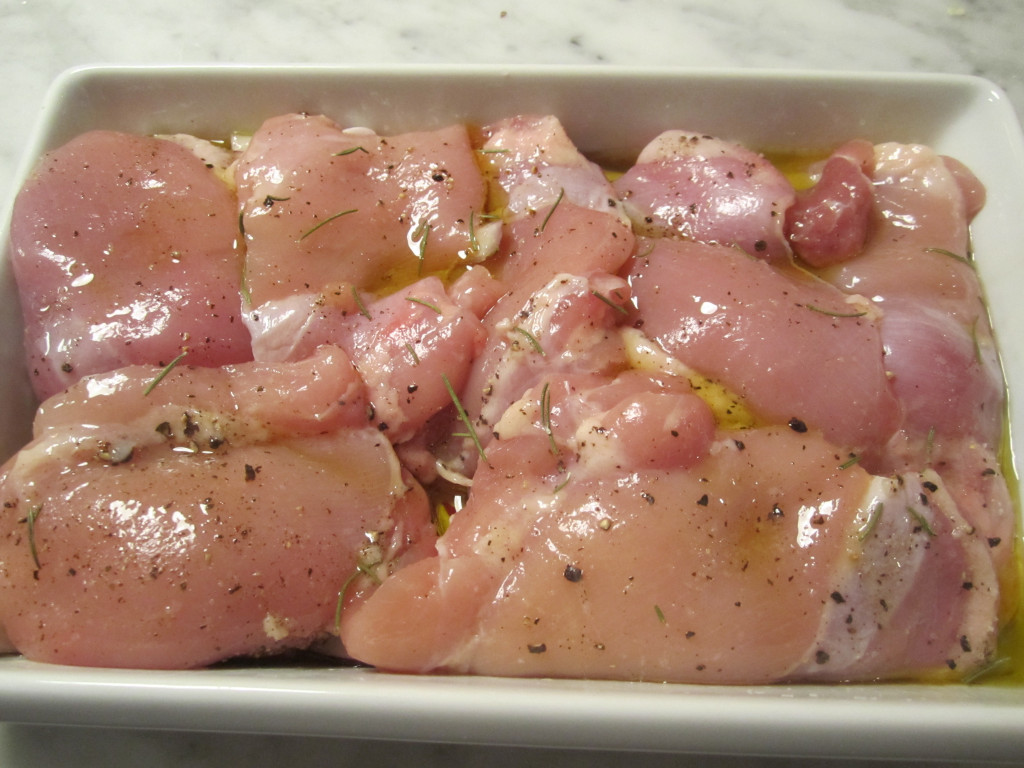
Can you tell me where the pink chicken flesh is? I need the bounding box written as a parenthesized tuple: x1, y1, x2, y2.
(8, 130, 253, 402)
(342, 373, 998, 683)
(0, 116, 1016, 684)
(0, 346, 436, 668)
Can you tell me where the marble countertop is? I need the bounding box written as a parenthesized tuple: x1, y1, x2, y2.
(0, 0, 1022, 766)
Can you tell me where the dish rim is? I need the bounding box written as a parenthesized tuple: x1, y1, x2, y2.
(1, 64, 1024, 760)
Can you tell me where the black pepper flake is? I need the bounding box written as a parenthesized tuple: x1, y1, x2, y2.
(563, 564, 583, 583)
(641, 492, 655, 505)
(696, 494, 709, 506)
(830, 591, 845, 604)
(946, 659, 957, 670)
(754, 239, 768, 252)
(244, 464, 257, 482)
(61, 362, 74, 373)
(788, 417, 808, 433)
(922, 480, 938, 493)
(988, 537, 1002, 548)
(960, 635, 972, 653)
(407, 383, 418, 393)
(733, 439, 745, 451)
(377, 422, 389, 432)
(527, 643, 547, 654)
(815, 650, 830, 665)
(769, 504, 784, 519)
(962, 582, 974, 591)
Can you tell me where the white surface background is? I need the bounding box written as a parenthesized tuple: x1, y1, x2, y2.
(1, 0, 1023, 765)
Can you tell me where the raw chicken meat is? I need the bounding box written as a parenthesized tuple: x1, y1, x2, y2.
(624, 237, 900, 462)
(476, 114, 630, 226)
(8, 130, 253, 402)
(612, 130, 796, 260)
(342, 373, 998, 683)
(424, 116, 636, 480)
(0, 346, 436, 668)
(0, 117, 1015, 684)
(785, 139, 875, 267)
(235, 113, 487, 306)
(247, 276, 486, 445)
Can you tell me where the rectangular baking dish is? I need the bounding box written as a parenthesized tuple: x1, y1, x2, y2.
(1, 65, 1023, 762)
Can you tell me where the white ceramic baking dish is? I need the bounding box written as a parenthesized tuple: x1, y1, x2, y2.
(1, 65, 1023, 762)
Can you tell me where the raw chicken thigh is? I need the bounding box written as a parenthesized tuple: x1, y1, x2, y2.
(1, 113, 1016, 684)
(342, 129, 1014, 684)
(237, 114, 490, 448)
(0, 346, 435, 668)
(343, 372, 997, 683)
(235, 113, 486, 306)
(612, 131, 796, 260)
(9, 131, 253, 401)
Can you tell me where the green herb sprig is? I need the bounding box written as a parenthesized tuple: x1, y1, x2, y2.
(924, 246, 973, 267)
(540, 188, 565, 233)
(541, 382, 559, 455)
(407, 297, 442, 315)
(804, 303, 868, 319)
(352, 286, 372, 319)
(513, 326, 544, 355)
(443, 374, 489, 465)
(144, 351, 188, 396)
(299, 209, 358, 241)
(591, 290, 629, 315)
(858, 500, 884, 541)
(25, 505, 41, 570)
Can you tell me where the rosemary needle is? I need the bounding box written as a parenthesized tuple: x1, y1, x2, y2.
(412, 220, 431, 274)
(858, 501, 884, 541)
(541, 382, 559, 455)
(924, 246, 973, 267)
(540, 187, 565, 233)
(407, 296, 443, 315)
(513, 326, 544, 355)
(298, 209, 358, 241)
(443, 374, 489, 465)
(144, 351, 188, 396)
(804, 303, 867, 319)
(591, 290, 629, 315)
(352, 286, 372, 319)
(26, 506, 41, 570)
